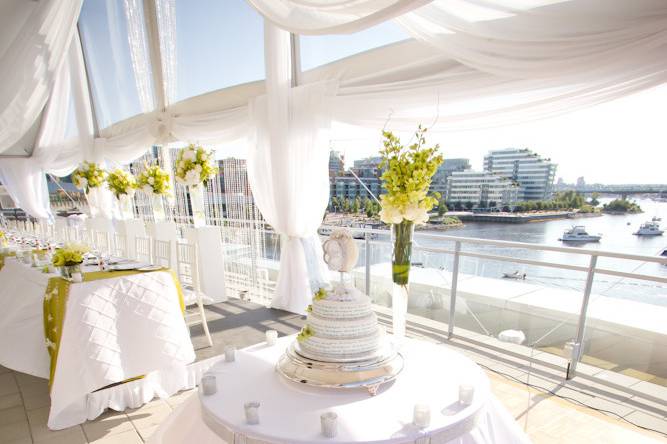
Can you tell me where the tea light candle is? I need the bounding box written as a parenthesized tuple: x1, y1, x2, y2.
(71, 272, 83, 283)
(413, 403, 431, 428)
(266, 330, 278, 346)
(459, 384, 475, 406)
(321, 412, 338, 438)
(224, 345, 236, 362)
(201, 374, 217, 396)
(244, 401, 260, 425)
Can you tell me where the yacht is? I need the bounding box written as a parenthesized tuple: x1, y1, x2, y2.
(559, 226, 602, 242)
(652, 216, 662, 222)
(634, 221, 664, 236)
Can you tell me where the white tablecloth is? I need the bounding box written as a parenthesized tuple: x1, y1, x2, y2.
(0, 257, 196, 430)
(149, 336, 531, 444)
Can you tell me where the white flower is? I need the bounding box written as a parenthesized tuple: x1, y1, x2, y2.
(78, 177, 88, 189)
(379, 204, 403, 225)
(142, 184, 153, 194)
(183, 149, 196, 161)
(194, 164, 202, 173)
(185, 170, 200, 186)
(148, 177, 155, 185)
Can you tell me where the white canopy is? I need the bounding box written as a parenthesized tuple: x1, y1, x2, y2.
(1, 0, 666, 312)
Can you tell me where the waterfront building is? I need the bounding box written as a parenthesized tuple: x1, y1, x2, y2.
(445, 170, 520, 208)
(329, 150, 344, 177)
(483, 148, 557, 200)
(430, 158, 471, 195)
(329, 156, 384, 203)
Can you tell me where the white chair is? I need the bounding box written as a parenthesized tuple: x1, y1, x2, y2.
(135, 236, 152, 263)
(176, 242, 213, 347)
(153, 239, 172, 268)
(112, 233, 128, 258)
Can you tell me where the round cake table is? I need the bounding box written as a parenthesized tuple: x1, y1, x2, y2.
(148, 336, 531, 444)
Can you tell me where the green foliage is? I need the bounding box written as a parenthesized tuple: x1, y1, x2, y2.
(52, 243, 89, 267)
(378, 126, 443, 225)
(175, 144, 218, 187)
(437, 199, 447, 217)
(603, 198, 642, 213)
(464, 201, 474, 210)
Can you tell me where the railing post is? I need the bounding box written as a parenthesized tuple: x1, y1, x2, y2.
(567, 254, 598, 379)
(448, 241, 461, 339)
(364, 232, 371, 296)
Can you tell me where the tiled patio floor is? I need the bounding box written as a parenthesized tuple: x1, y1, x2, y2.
(1, 299, 666, 444)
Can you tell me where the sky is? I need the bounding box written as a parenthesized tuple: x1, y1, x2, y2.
(78, 0, 666, 185)
(332, 83, 667, 185)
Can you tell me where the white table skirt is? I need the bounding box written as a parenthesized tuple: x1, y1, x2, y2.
(149, 337, 531, 444)
(0, 257, 196, 430)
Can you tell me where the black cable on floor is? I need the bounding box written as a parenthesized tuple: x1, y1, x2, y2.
(477, 362, 667, 438)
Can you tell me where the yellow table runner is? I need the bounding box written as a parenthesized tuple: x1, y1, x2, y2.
(43, 268, 185, 388)
(0, 251, 15, 270)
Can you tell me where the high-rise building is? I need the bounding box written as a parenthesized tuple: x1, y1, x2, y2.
(329, 155, 383, 203)
(445, 171, 520, 208)
(431, 158, 471, 195)
(329, 151, 345, 177)
(576, 177, 586, 189)
(483, 148, 557, 200)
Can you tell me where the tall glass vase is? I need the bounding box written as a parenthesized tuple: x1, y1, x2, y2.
(118, 194, 134, 220)
(152, 194, 166, 222)
(391, 220, 414, 343)
(189, 185, 206, 227)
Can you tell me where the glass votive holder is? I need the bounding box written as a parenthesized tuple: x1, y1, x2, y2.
(71, 272, 83, 283)
(244, 401, 260, 425)
(321, 412, 338, 438)
(413, 403, 431, 428)
(266, 330, 278, 346)
(459, 384, 475, 406)
(224, 345, 236, 362)
(201, 374, 217, 396)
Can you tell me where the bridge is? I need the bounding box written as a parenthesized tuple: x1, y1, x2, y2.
(560, 185, 667, 198)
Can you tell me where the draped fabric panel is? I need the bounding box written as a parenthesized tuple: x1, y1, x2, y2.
(246, 23, 336, 315)
(0, 0, 83, 152)
(245, 0, 430, 35)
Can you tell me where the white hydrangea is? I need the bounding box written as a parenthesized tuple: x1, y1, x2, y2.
(182, 149, 196, 161)
(379, 204, 403, 225)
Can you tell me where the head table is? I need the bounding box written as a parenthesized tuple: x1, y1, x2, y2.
(0, 251, 196, 430)
(149, 336, 531, 444)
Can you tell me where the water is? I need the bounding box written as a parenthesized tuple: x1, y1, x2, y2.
(410, 198, 667, 306)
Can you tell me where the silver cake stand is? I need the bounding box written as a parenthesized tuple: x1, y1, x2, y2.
(276, 341, 404, 396)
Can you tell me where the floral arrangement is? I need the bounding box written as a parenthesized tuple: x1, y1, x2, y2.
(313, 287, 327, 301)
(174, 144, 217, 187)
(297, 325, 314, 342)
(0, 231, 7, 247)
(52, 243, 89, 267)
(71, 162, 107, 193)
(107, 169, 137, 199)
(137, 164, 171, 195)
(378, 126, 443, 226)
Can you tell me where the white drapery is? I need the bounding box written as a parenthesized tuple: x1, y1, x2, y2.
(247, 23, 335, 315)
(0, 0, 83, 152)
(245, 0, 430, 35)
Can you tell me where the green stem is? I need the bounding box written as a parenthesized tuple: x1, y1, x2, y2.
(392, 220, 414, 285)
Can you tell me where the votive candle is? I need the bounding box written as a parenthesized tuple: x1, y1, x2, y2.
(224, 345, 236, 362)
(201, 374, 217, 396)
(413, 403, 431, 428)
(321, 412, 338, 438)
(266, 330, 278, 346)
(459, 384, 474, 406)
(244, 401, 260, 425)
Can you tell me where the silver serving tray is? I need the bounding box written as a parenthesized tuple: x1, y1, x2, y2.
(276, 341, 404, 396)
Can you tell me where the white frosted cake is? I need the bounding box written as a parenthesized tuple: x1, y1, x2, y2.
(297, 285, 383, 362)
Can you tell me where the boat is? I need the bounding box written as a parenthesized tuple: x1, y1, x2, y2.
(502, 271, 526, 280)
(633, 221, 664, 236)
(652, 216, 662, 222)
(317, 227, 333, 236)
(559, 226, 602, 242)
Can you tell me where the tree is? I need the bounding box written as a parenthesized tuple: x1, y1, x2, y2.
(464, 201, 474, 210)
(454, 201, 463, 211)
(488, 201, 497, 208)
(331, 197, 339, 212)
(437, 199, 448, 217)
(352, 198, 360, 213)
(342, 198, 350, 212)
(590, 192, 600, 207)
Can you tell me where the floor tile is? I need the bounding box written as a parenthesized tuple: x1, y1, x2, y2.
(0, 419, 31, 443)
(0, 405, 26, 427)
(33, 426, 87, 444)
(82, 410, 135, 442)
(26, 406, 84, 442)
(623, 411, 667, 436)
(127, 399, 172, 432)
(91, 428, 144, 444)
(0, 392, 23, 411)
(0, 373, 19, 397)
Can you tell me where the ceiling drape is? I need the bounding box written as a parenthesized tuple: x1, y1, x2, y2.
(0, 0, 83, 152)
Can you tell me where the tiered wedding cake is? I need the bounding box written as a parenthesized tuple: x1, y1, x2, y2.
(297, 284, 382, 362)
(278, 228, 403, 395)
